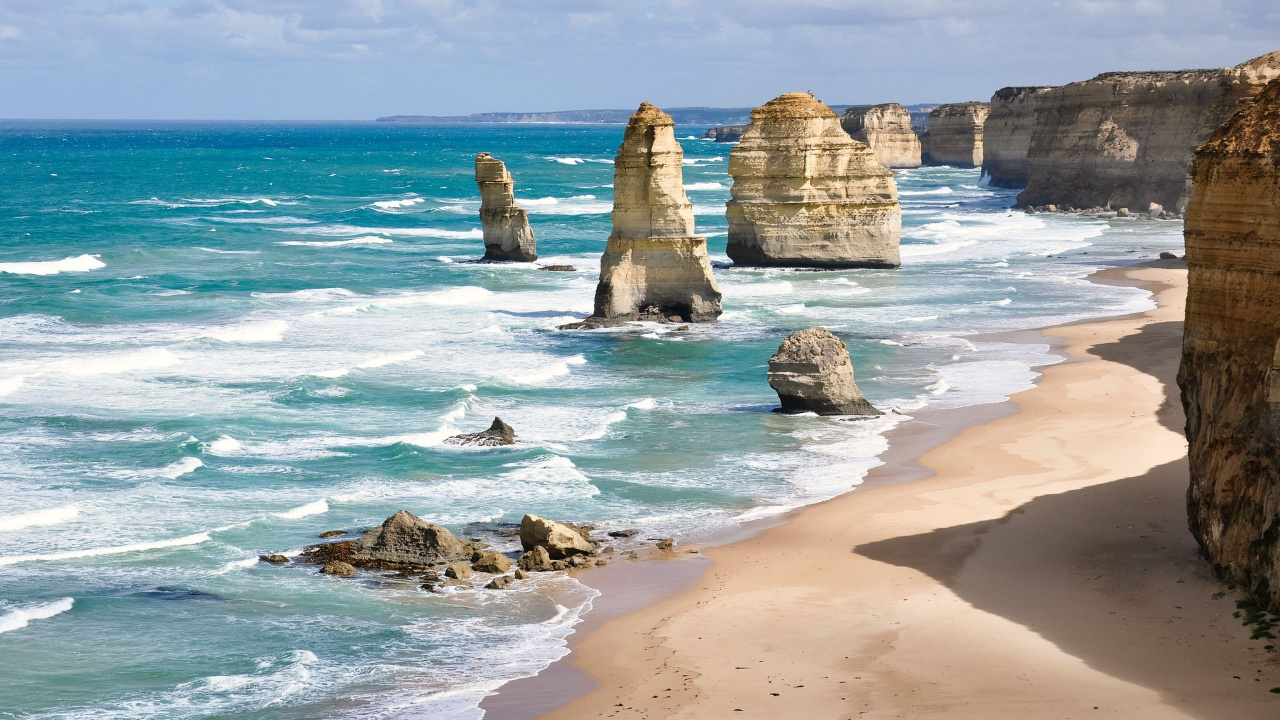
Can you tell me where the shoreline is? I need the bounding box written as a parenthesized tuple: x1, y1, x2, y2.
(484, 258, 1280, 718)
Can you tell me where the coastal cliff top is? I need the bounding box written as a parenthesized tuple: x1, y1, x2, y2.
(1092, 52, 1280, 82)
(930, 101, 989, 116)
(627, 102, 675, 127)
(752, 92, 839, 119)
(842, 103, 910, 118)
(1198, 77, 1280, 155)
(991, 86, 1055, 101)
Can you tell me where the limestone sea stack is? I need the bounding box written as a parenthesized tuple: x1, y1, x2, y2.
(592, 103, 722, 322)
(1178, 77, 1280, 612)
(920, 102, 989, 167)
(840, 103, 922, 168)
(474, 152, 537, 262)
(768, 327, 881, 416)
(1018, 52, 1280, 213)
(981, 86, 1054, 188)
(726, 92, 901, 269)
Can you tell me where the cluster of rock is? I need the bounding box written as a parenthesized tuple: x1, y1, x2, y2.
(1023, 202, 1177, 220)
(445, 416, 516, 447)
(701, 125, 746, 142)
(767, 327, 881, 416)
(839, 104, 921, 168)
(981, 86, 1054, 187)
(920, 102, 989, 167)
(474, 153, 537, 262)
(726, 92, 902, 269)
(1179, 77, 1280, 613)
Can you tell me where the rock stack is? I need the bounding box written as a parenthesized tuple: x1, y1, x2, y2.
(1179, 77, 1280, 613)
(981, 86, 1054, 188)
(592, 102, 722, 323)
(840, 103, 922, 168)
(726, 92, 901, 269)
(921, 102, 989, 167)
(768, 327, 881, 416)
(1018, 52, 1280, 213)
(475, 153, 537, 262)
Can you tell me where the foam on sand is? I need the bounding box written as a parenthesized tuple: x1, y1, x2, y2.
(0, 504, 79, 532)
(0, 598, 75, 634)
(0, 254, 105, 276)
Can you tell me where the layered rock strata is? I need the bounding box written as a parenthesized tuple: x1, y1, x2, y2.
(840, 103, 922, 168)
(981, 86, 1054, 187)
(474, 153, 537, 262)
(726, 92, 901, 269)
(592, 103, 722, 322)
(1018, 52, 1280, 212)
(1179, 77, 1280, 613)
(768, 327, 881, 416)
(920, 102, 988, 167)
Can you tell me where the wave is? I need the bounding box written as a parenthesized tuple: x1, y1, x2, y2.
(252, 287, 358, 301)
(371, 197, 425, 210)
(0, 254, 104, 276)
(196, 247, 261, 255)
(132, 197, 291, 208)
(0, 375, 26, 397)
(544, 156, 612, 166)
(274, 499, 329, 519)
(899, 187, 954, 196)
(313, 349, 424, 378)
(207, 436, 242, 454)
(0, 504, 79, 532)
(278, 224, 481, 239)
(276, 236, 393, 248)
(317, 287, 493, 316)
(201, 320, 289, 343)
(201, 216, 315, 225)
(683, 182, 726, 191)
(67, 348, 179, 377)
(517, 195, 611, 215)
(504, 354, 587, 385)
(160, 457, 204, 479)
(899, 239, 978, 258)
(575, 411, 627, 441)
(0, 531, 210, 567)
(0, 598, 74, 634)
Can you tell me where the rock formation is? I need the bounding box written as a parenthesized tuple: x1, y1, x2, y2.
(302, 510, 475, 570)
(840, 103, 922, 168)
(475, 153, 537, 262)
(981, 86, 1054, 188)
(1018, 52, 1280, 212)
(920, 102, 988, 167)
(726, 92, 901, 269)
(519, 514, 594, 558)
(446, 417, 515, 446)
(702, 125, 746, 142)
(768, 327, 881, 416)
(592, 102, 722, 322)
(1179, 77, 1280, 613)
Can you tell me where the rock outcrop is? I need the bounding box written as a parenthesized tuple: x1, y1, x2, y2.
(1179, 77, 1280, 613)
(981, 86, 1054, 188)
(519, 514, 594, 558)
(302, 510, 475, 570)
(768, 327, 881, 416)
(475, 153, 537, 262)
(726, 92, 901, 269)
(920, 102, 988, 167)
(592, 103, 723, 322)
(840, 103, 922, 168)
(1018, 52, 1280, 212)
(702, 125, 746, 142)
(446, 417, 515, 446)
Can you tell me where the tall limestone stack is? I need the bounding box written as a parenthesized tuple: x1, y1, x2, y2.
(981, 86, 1054, 188)
(840, 103, 922, 168)
(474, 153, 537, 262)
(1018, 52, 1280, 212)
(592, 103, 722, 322)
(726, 92, 901, 269)
(920, 102, 989, 167)
(1179, 77, 1280, 613)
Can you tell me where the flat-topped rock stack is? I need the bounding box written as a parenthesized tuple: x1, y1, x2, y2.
(1179, 77, 1280, 613)
(1018, 52, 1280, 213)
(475, 152, 537, 262)
(840, 103, 922, 168)
(592, 102, 722, 323)
(921, 102, 989, 167)
(726, 92, 901, 269)
(982, 86, 1054, 188)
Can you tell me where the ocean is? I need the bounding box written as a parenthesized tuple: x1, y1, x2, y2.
(0, 121, 1182, 719)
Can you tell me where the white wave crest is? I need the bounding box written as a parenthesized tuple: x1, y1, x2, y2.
(279, 224, 481, 239)
(207, 436, 242, 454)
(683, 182, 726, 190)
(274, 499, 329, 519)
(504, 354, 587, 385)
(371, 197, 425, 210)
(161, 457, 204, 479)
(0, 254, 105, 276)
(0, 505, 79, 532)
(0, 598, 74, 634)
(899, 187, 954, 196)
(276, 236, 392, 248)
(313, 349, 424, 378)
(67, 348, 179, 377)
(0, 532, 211, 567)
(202, 320, 289, 343)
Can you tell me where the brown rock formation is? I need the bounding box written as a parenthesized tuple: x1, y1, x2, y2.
(1179, 77, 1280, 612)
(592, 103, 722, 322)
(921, 102, 988, 167)
(475, 153, 537, 262)
(519, 514, 594, 559)
(1019, 52, 1280, 212)
(726, 92, 901, 269)
(768, 327, 882, 416)
(445, 417, 515, 446)
(350, 510, 473, 566)
(840, 103, 922, 168)
(981, 86, 1054, 188)
(702, 125, 746, 142)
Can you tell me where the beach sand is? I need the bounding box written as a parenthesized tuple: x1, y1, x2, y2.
(498, 261, 1279, 718)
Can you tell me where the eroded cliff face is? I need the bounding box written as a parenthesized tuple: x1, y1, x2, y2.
(921, 102, 988, 167)
(981, 86, 1054, 188)
(726, 92, 901, 269)
(593, 103, 722, 322)
(840, 103, 921, 168)
(475, 153, 537, 262)
(1179, 77, 1280, 612)
(1019, 52, 1280, 212)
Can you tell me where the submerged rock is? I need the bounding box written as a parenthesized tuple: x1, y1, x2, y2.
(485, 575, 514, 590)
(840, 103, 922, 168)
(519, 514, 594, 559)
(475, 152, 537, 262)
(345, 510, 473, 567)
(444, 561, 472, 579)
(258, 554, 289, 564)
(768, 327, 882, 416)
(982, 86, 1055, 188)
(921, 102, 989, 167)
(317, 530, 346, 538)
(446, 417, 516, 447)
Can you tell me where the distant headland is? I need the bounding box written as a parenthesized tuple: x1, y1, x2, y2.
(375, 104, 939, 126)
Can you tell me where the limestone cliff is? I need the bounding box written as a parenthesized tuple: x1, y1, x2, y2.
(702, 125, 746, 142)
(475, 153, 537, 262)
(593, 103, 722, 322)
(1018, 52, 1280, 212)
(1179, 77, 1280, 613)
(726, 92, 901, 269)
(981, 86, 1054, 188)
(768, 327, 881, 416)
(840, 104, 921, 168)
(921, 102, 988, 167)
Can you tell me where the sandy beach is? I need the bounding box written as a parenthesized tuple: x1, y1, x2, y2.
(491, 260, 1280, 719)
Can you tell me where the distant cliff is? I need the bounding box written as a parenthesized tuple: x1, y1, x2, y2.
(702, 125, 746, 142)
(921, 102, 988, 168)
(841, 104, 921, 168)
(380, 106, 853, 126)
(982, 86, 1054, 188)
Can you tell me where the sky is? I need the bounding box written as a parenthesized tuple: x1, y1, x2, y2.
(0, 0, 1277, 120)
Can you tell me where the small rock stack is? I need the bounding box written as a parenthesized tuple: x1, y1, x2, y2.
(768, 327, 882, 416)
(475, 152, 537, 262)
(841, 103, 922, 168)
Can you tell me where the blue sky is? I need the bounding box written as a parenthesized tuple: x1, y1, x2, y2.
(0, 0, 1276, 119)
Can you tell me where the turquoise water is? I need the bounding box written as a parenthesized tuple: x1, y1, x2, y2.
(0, 122, 1183, 719)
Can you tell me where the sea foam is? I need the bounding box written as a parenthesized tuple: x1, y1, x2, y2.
(0, 531, 211, 567)
(0, 504, 79, 532)
(0, 254, 105, 276)
(0, 598, 74, 634)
